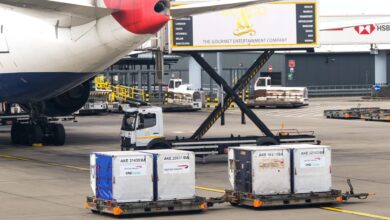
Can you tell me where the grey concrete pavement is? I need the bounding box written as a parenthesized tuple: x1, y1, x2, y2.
(0, 97, 389, 219)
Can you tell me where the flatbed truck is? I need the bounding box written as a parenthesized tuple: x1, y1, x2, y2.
(120, 106, 318, 157)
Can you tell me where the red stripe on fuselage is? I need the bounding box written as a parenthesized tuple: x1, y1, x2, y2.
(104, 0, 169, 35)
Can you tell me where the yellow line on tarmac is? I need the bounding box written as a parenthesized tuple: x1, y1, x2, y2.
(0, 154, 89, 171)
(0, 154, 30, 161)
(46, 162, 89, 171)
(195, 186, 225, 193)
(321, 207, 390, 220)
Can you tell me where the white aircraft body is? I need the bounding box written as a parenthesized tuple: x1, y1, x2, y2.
(0, 0, 276, 145)
(0, 0, 386, 145)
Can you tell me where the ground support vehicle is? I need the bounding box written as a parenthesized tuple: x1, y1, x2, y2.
(324, 107, 380, 119)
(247, 77, 309, 108)
(223, 183, 370, 208)
(121, 51, 319, 158)
(158, 103, 201, 112)
(159, 79, 203, 112)
(121, 106, 318, 158)
(107, 102, 132, 113)
(361, 109, 390, 122)
(85, 196, 208, 216)
(214, 180, 370, 209)
(78, 91, 110, 115)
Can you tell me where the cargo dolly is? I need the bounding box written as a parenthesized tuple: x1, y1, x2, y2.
(209, 179, 371, 209)
(324, 107, 380, 119)
(85, 196, 208, 216)
(85, 180, 371, 217)
(361, 109, 390, 122)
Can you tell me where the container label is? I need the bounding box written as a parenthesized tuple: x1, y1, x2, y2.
(163, 162, 191, 174)
(300, 156, 325, 168)
(259, 159, 285, 168)
(119, 156, 147, 177)
(163, 154, 191, 161)
(255, 151, 284, 158)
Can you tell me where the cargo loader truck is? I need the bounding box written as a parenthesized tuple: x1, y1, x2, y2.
(120, 51, 318, 157)
(120, 106, 318, 157)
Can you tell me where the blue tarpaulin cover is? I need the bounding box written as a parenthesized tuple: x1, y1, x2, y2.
(96, 154, 113, 200)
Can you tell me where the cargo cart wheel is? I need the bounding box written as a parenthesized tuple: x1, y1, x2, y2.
(229, 202, 239, 207)
(90, 210, 99, 214)
(256, 137, 278, 146)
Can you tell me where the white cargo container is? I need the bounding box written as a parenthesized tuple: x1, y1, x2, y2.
(291, 145, 332, 194)
(143, 149, 196, 201)
(228, 146, 291, 195)
(90, 151, 154, 203)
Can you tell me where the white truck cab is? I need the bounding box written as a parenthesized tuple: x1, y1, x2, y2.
(254, 77, 272, 88)
(121, 106, 165, 150)
(168, 79, 183, 92)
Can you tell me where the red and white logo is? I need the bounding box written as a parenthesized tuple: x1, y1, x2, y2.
(354, 24, 376, 35)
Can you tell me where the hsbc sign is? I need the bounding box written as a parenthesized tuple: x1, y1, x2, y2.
(321, 22, 390, 45)
(354, 24, 390, 35)
(354, 24, 376, 35)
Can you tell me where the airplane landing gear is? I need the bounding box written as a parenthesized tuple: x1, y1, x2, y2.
(11, 121, 66, 146)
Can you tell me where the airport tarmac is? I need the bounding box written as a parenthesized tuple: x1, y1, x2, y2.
(0, 97, 389, 220)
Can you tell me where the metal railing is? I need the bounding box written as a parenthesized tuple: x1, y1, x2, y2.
(307, 84, 372, 97)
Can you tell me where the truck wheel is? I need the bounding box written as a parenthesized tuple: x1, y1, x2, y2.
(256, 137, 279, 146)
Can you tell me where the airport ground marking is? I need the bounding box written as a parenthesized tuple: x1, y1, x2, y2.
(195, 186, 226, 193)
(321, 207, 390, 220)
(0, 154, 89, 171)
(0, 154, 30, 161)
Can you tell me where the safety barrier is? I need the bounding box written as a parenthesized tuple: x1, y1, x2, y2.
(94, 75, 146, 103)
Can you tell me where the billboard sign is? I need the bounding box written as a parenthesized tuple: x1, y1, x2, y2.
(169, 1, 318, 51)
(321, 22, 390, 45)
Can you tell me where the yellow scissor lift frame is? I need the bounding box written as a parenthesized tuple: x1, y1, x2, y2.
(94, 75, 146, 103)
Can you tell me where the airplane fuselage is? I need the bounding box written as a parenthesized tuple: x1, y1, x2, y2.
(0, 3, 157, 103)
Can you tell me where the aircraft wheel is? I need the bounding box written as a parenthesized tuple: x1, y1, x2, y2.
(52, 124, 66, 146)
(11, 123, 22, 144)
(27, 124, 44, 146)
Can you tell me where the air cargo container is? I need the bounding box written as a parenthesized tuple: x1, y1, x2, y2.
(291, 144, 332, 194)
(224, 145, 369, 208)
(90, 151, 154, 203)
(228, 146, 291, 195)
(87, 150, 206, 216)
(142, 149, 196, 201)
